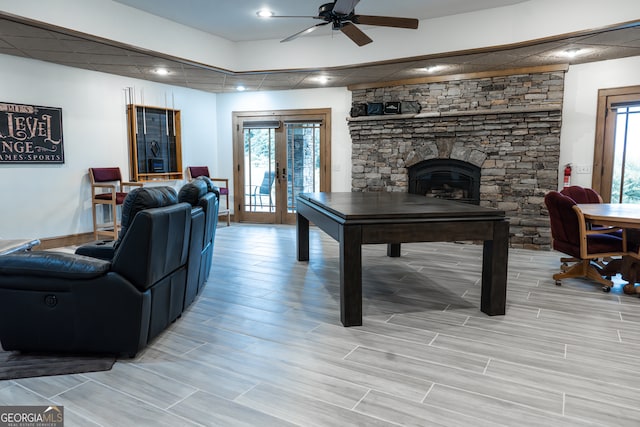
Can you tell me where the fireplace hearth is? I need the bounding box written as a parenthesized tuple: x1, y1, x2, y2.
(408, 159, 480, 205)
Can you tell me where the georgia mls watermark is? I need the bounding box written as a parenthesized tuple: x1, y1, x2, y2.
(0, 406, 63, 427)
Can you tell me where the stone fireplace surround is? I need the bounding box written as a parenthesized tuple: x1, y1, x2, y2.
(348, 69, 565, 249)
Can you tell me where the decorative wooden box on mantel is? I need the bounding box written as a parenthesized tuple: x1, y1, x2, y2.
(127, 104, 183, 182)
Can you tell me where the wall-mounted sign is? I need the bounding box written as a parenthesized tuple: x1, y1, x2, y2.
(0, 102, 64, 164)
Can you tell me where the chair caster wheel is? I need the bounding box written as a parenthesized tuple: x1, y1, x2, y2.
(602, 286, 611, 293)
(555, 280, 561, 286)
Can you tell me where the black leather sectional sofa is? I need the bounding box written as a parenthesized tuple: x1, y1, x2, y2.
(0, 179, 220, 357)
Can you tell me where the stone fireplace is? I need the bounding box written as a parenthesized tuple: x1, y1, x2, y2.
(408, 158, 481, 204)
(348, 69, 566, 249)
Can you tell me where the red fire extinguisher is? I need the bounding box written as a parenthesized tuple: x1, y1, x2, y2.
(563, 164, 572, 188)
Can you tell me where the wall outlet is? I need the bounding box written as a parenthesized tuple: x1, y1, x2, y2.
(575, 165, 592, 174)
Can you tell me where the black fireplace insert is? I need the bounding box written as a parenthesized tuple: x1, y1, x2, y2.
(408, 159, 481, 205)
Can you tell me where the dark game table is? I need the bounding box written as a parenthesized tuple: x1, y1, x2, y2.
(296, 192, 509, 326)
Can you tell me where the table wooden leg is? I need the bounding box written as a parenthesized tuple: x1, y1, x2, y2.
(387, 243, 401, 257)
(340, 224, 362, 326)
(296, 213, 309, 262)
(481, 220, 509, 315)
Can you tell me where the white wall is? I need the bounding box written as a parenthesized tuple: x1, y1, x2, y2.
(215, 87, 353, 211)
(4, 49, 640, 240)
(0, 54, 217, 239)
(560, 56, 640, 189)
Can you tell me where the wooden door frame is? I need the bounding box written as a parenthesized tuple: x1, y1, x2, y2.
(232, 108, 332, 224)
(593, 85, 640, 202)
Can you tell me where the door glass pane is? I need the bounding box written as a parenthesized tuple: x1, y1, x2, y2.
(612, 105, 640, 203)
(244, 128, 275, 212)
(286, 122, 321, 213)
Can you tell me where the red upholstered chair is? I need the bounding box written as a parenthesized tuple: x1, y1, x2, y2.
(560, 185, 603, 204)
(544, 191, 625, 291)
(89, 167, 142, 240)
(186, 166, 210, 181)
(187, 166, 230, 226)
(559, 185, 617, 264)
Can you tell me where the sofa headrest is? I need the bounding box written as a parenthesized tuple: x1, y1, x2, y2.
(119, 186, 178, 243)
(193, 176, 220, 198)
(178, 179, 208, 206)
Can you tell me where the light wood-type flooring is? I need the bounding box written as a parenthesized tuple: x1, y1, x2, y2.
(2, 223, 640, 426)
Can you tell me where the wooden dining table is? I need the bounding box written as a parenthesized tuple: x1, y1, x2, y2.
(577, 203, 640, 293)
(577, 203, 640, 229)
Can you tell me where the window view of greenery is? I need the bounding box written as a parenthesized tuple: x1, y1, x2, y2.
(243, 123, 321, 214)
(611, 105, 640, 203)
(244, 128, 275, 212)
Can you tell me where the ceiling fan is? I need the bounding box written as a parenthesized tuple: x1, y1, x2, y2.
(276, 0, 419, 46)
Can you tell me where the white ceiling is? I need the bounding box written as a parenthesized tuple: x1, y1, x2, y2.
(112, 0, 528, 42)
(1, 1, 639, 93)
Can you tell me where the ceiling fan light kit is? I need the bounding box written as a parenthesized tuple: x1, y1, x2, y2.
(275, 0, 419, 46)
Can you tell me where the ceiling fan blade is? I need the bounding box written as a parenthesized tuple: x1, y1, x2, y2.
(353, 15, 419, 29)
(340, 22, 372, 46)
(280, 22, 329, 43)
(334, 0, 360, 15)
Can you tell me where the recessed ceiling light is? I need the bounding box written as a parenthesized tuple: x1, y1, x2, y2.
(422, 65, 443, 73)
(563, 48, 582, 58)
(154, 68, 169, 75)
(236, 85, 246, 92)
(315, 76, 329, 84)
(256, 9, 274, 18)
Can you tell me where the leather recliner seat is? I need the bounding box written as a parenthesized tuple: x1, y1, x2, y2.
(187, 176, 220, 293)
(177, 178, 207, 309)
(75, 186, 179, 260)
(0, 187, 191, 357)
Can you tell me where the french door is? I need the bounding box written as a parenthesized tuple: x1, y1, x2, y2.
(593, 86, 640, 202)
(232, 109, 331, 224)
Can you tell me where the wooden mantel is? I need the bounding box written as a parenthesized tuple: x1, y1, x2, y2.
(347, 104, 563, 122)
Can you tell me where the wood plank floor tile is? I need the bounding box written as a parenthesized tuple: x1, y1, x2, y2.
(169, 390, 296, 426)
(355, 389, 501, 427)
(564, 394, 640, 426)
(235, 382, 397, 426)
(10, 373, 89, 399)
(134, 357, 257, 400)
(241, 340, 434, 402)
(424, 384, 598, 426)
(388, 313, 567, 357)
(186, 343, 371, 409)
(485, 358, 640, 409)
(80, 362, 199, 409)
(5, 224, 640, 426)
(0, 383, 55, 405)
(54, 381, 199, 427)
(309, 323, 489, 373)
(345, 346, 563, 413)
